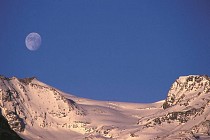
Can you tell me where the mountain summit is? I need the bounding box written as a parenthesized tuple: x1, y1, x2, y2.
(0, 75, 210, 140)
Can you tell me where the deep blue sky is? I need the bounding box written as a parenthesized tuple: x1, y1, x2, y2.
(1, 0, 210, 103)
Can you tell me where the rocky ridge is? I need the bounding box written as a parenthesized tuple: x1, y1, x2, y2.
(0, 76, 87, 138)
(0, 75, 210, 139)
(137, 75, 210, 139)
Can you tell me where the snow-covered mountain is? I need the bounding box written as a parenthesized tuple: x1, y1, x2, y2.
(0, 75, 210, 140)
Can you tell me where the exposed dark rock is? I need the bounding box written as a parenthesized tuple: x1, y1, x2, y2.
(19, 77, 36, 85)
(144, 106, 205, 128)
(0, 109, 24, 140)
(191, 120, 210, 135)
(5, 110, 25, 132)
(163, 75, 210, 109)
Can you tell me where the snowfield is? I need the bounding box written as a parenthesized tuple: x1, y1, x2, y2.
(0, 75, 210, 140)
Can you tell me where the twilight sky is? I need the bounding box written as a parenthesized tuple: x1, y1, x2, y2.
(1, 0, 210, 103)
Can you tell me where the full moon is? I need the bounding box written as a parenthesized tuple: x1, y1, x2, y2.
(25, 32, 41, 51)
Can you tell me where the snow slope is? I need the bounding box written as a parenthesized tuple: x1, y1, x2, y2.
(0, 75, 210, 140)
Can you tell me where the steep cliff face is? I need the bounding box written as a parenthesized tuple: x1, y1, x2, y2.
(1, 75, 210, 140)
(0, 76, 86, 139)
(136, 75, 210, 139)
(0, 109, 23, 140)
(163, 75, 210, 109)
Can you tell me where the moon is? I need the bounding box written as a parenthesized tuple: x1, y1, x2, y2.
(25, 32, 41, 51)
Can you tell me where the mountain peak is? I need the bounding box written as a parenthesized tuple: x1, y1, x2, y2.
(177, 75, 209, 85)
(0, 76, 84, 134)
(0, 75, 37, 83)
(163, 75, 210, 109)
(18, 77, 37, 84)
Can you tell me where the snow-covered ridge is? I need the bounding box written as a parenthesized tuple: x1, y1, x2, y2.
(163, 75, 210, 109)
(0, 75, 210, 140)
